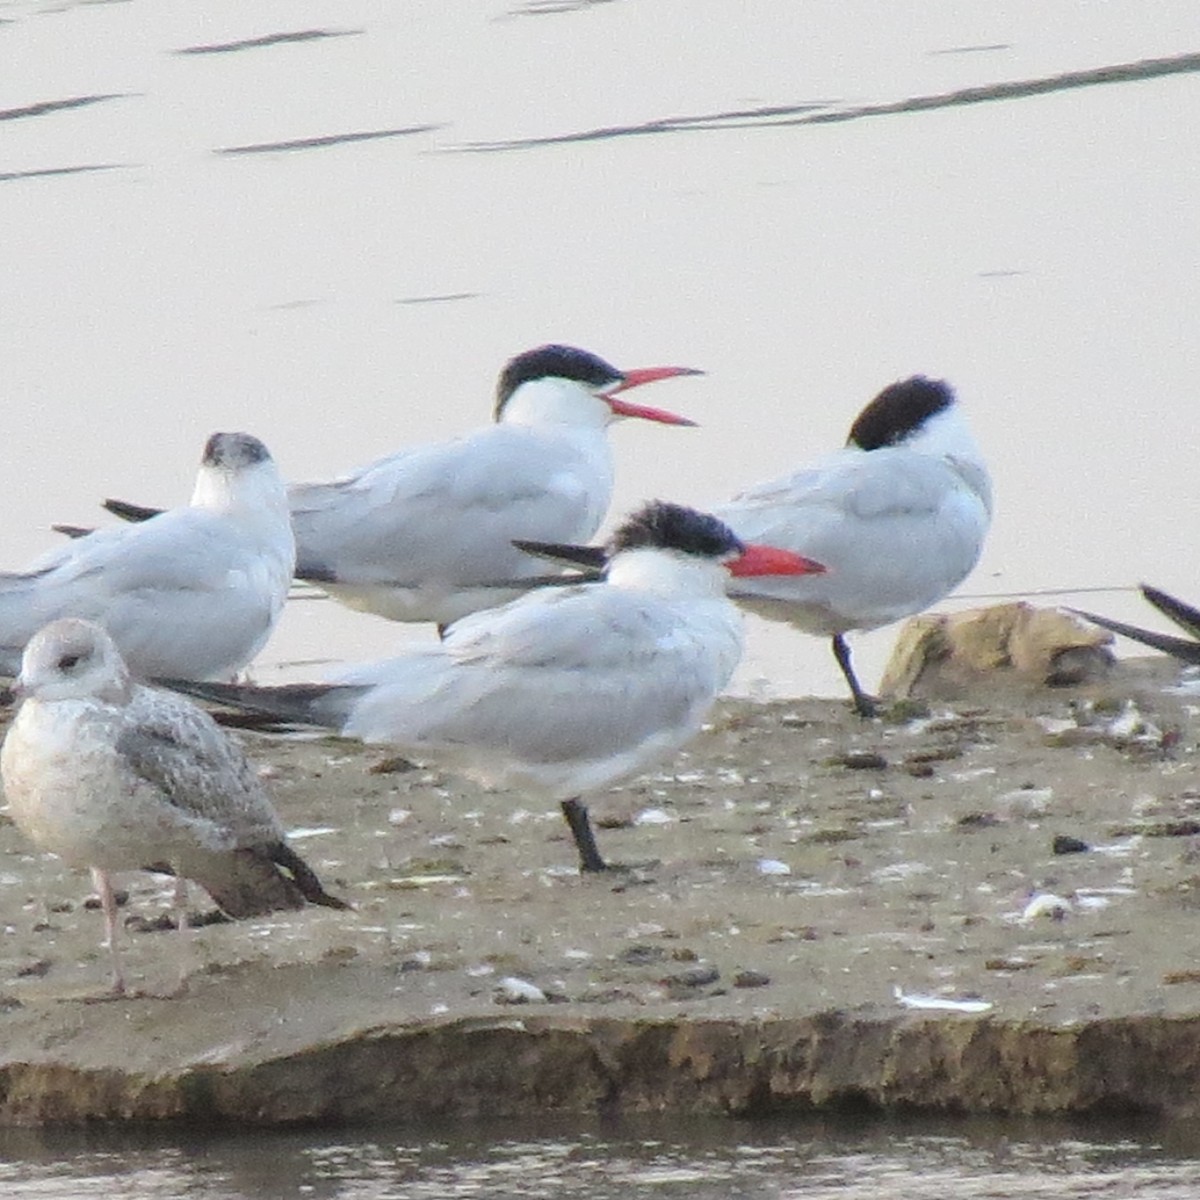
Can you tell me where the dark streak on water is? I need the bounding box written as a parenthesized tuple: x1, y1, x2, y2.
(928, 43, 1013, 56)
(455, 50, 1200, 151)
(0, 164, 131, 183)
(215, 124, 441, 156)
(510, 0, 618, 14)
(396, 292, 481, 305)
(174, 28, 363, 56)
(265, 299, 326, 310)
(451, 103, 828, 151)
(0, 94, 131, 122)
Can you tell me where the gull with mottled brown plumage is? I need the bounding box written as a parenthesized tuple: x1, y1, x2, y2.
(0, 618, 347, 996)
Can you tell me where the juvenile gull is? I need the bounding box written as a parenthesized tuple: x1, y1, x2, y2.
(166, 502, 824, 873)
(103, 346, 700, 631)
(0, 618, 347, 995)
(714, 377, 992, 716)
(4, 431, 294, 681)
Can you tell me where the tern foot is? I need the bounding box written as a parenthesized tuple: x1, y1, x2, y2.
(577, 858, 644, 875)
(831, 635, 879, 719)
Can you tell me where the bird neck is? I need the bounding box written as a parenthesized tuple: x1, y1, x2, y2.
(190, 463, 290, 522)
(606, 548, 730, 601)
(499, 378, 610, 431)
(904, 407, 993, 511)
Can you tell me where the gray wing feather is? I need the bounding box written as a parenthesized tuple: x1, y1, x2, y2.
(116, 688, 283, 845)
(342, 589, 732, 764)
(290, 425, 604, 586)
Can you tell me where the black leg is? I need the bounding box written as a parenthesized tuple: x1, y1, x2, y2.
(437, 623, 449, 641)
(832, 634, 877, 718)
(560, 798, 608, 872)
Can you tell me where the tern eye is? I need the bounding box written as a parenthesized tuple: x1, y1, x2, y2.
(58, 654, 82, 671)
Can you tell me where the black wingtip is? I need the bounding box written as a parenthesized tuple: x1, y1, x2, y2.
(155, 678, 362, 729)
(1069, 607, 1200, 665)
(271, 842, 352, 911)
(104, 498, 163, 523)
(512, 539, 609, 572)
(1140, 585, 1200, 642)
(295, 560, 340, 584)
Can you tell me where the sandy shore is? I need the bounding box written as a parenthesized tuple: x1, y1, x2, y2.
(1, 657, 1199, 1124)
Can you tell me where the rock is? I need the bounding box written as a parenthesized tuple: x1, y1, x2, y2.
(880, 603, 1115, 699)
(733, 970, 771, 989)
(826, 751, 888, 770)
(368, 755, 418, 775)
(618, 944, 668, 966)
(1053, 835, 1091, 855)
(664, 966, 720, 989)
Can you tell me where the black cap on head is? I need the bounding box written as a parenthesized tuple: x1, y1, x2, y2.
(202, 432, 271, 468)
(609, 500, 744, 561)
(494, 345, 624, 420)
(847, 376, 956, 451)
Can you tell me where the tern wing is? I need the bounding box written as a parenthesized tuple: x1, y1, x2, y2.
(716, 449, 990, 628)
(0, 512, 282, 679)
(290, 425, 609, 589)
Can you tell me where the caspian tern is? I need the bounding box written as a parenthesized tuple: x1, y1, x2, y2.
(103, 345, 701, 631)
(1073, 586, 1200, 664)
(1, 618, 347, 995)
(713, 376, 992, 716)
(0, 433, 294, 682)
(161, 501, 824, 873)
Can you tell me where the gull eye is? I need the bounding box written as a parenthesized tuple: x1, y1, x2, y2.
(58, 653, 82, 671)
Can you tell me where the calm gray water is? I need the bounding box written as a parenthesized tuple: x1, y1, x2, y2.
(5, 0, 1200, 697)
(4, 1115, 1200, 1198)
(6, 0, 1200, 1191)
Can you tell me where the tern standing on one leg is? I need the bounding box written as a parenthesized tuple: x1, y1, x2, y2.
(4, 432, 294, 681)
(1, 618, 348, 996)
(715, 376, 992, 717)
(163, 501, 825, 873)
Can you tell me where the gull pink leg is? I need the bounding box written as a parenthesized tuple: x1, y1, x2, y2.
(91, 867, 125, 996)
(173, 874, 190, 994)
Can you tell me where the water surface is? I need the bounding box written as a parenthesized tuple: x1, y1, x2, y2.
(5, 1, 1200, 696)
(5, 1115, 1200, 1198)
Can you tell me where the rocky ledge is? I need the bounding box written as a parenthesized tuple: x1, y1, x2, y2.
(2, 982, 1200, 1126)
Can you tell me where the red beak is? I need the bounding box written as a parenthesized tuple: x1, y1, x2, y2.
(730, 544, 827, 578)
(606, 365, 702, 427)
